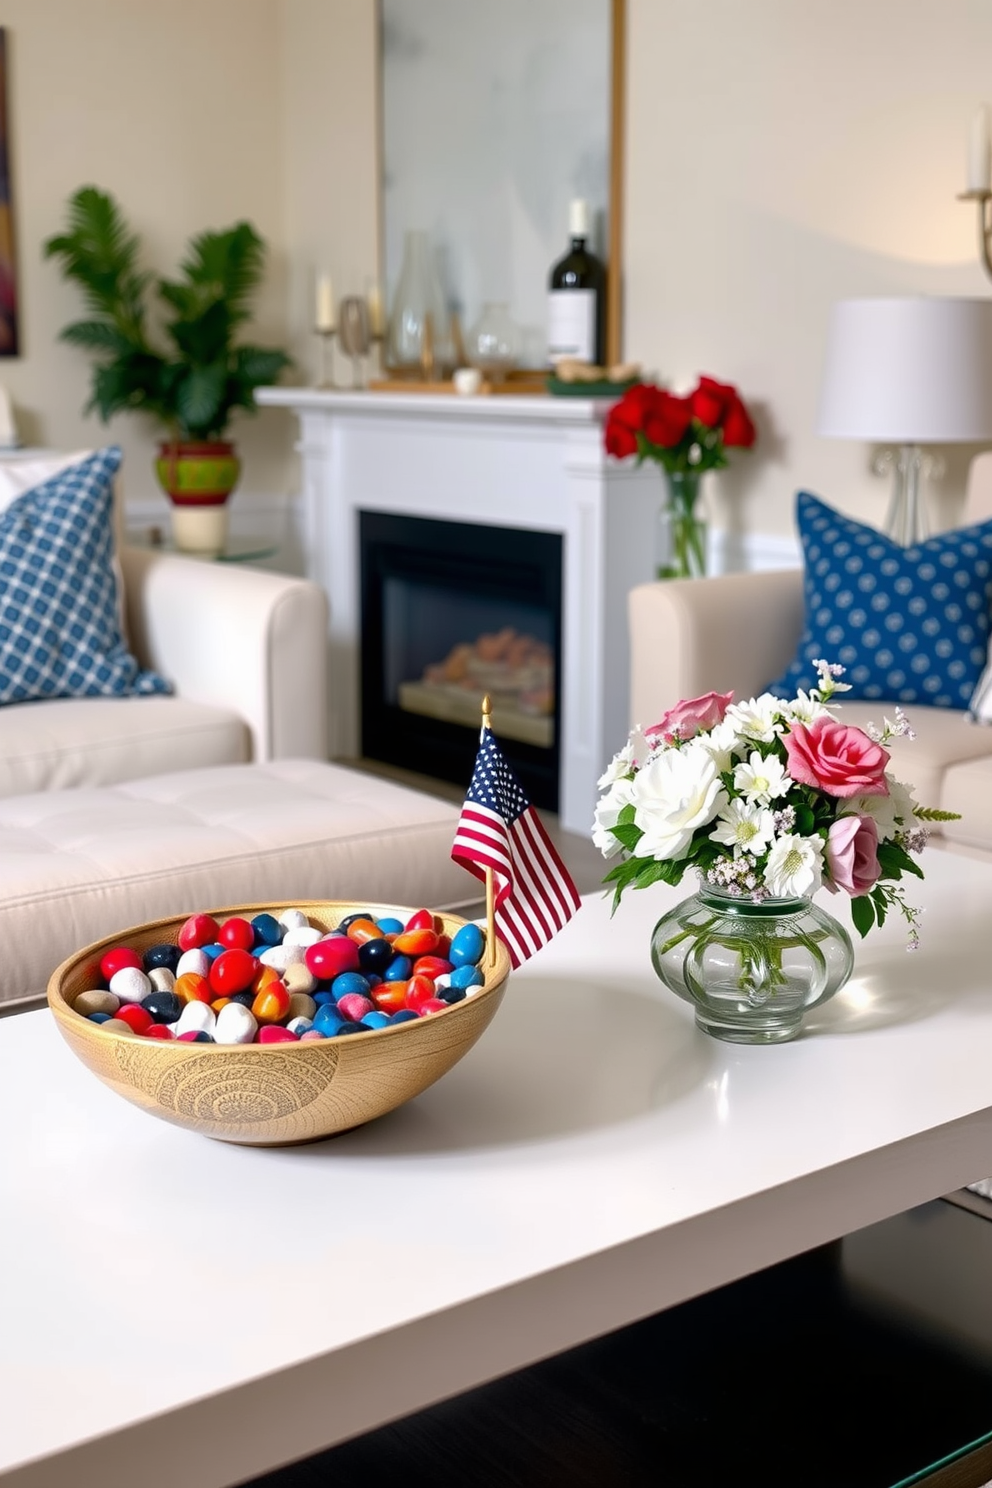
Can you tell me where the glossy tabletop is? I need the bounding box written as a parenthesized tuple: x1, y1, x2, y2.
(2, 847, 992, 1487)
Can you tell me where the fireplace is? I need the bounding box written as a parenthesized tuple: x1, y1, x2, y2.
(360, 512, 562, 810)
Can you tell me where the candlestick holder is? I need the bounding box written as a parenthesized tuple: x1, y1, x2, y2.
(958, 189, 992, 280)
(338, 297, 371, 389)
(314, 327, 337, 390)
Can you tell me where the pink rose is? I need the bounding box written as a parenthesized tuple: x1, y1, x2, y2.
(783, 717, 890, 799)
(645, 689, 734, 745)
(826, 814, 881, 896)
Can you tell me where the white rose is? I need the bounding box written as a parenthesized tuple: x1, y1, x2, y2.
(630, 749, 728, 862)
(763, 833, 824, 898)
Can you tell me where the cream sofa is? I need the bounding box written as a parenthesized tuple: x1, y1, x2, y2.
(0, 543, 330, 796)
(628, 460, 992, 856)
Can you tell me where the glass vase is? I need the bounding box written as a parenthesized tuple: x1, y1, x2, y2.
(465, 302, 521, 382)
(387, 229, 452, 378)
(657, 468, 707, 580)
(650, 883, 854, 1044)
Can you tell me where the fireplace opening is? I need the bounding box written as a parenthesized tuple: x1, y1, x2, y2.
(360, 512, 562, 810)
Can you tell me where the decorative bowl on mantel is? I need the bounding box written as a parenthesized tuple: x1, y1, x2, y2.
(48, 900, 511, 1147)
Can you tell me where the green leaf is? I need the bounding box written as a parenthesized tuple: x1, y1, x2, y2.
(850, 894, 876, 938)
(870, 886, 888, 927)
(608, 822, 643, 852)
(914, 806, 962, 822)
(617, 803, 636, 827)
(175, 361, 228, 438)
(793, 804, 816, 835)
(877, 839, 925, 881)
(59, 319, 135, 356)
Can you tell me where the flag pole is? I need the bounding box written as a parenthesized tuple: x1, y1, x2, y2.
(481, 694, 496, 968)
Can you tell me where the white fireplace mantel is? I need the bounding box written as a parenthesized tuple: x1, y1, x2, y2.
(257, 387, 660, 835)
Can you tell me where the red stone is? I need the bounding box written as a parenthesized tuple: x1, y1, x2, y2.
(99, 946, 142, 982)
(404, 975, 438, 1012)
(258, 1024, 298, 1044)
(417, 998, 448, 1016)
(305, 937, 359, 980)
(178, 913, 221, 951)
(404, 908, 436, 932)
(116, 1003, 153, 1034)
(218, 916, 254, 952)
(411, 955, 454, 981)
(209, 948, 258, 996)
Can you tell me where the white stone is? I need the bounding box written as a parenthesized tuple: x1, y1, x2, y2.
(259, 943, 306, 972)
(108, 966, 151, 1005)
(176, 949, 210, 979)
(286, 1016, 313, 1036)
(148, 967, 176, 993)
(214, 1003, 257, 1046)
(278, 908, 309, 931)
(283, 926, 321, 948)
(175, 1002, 216, 1039)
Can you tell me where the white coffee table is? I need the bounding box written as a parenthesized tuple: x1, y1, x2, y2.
(2, 847, 992, 1488)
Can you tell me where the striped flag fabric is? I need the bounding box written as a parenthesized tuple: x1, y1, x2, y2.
(451, 726, 582, 967)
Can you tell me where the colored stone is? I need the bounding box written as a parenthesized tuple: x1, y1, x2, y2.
(259, 943, 306, 973)
(258, 1024, 299, 1044)
(283, 925, 322, 948)
(417, 998, 448, 1015)
(305, 937, 359, 980)
(372, 982, 408, 1015)
(100, 1017, 138, 1036)
(411, 955, 454, 981)
(177, 1030, 214, 1042)
(209, 948, 258, 996)
(177, 913, 221, 951)
(278, 908, 309, 931)
(140, 990, 182, 1024)
(175, 1001, 217, 1039)
(250, 913, 283, 949)
(346, 918, 384, 946)
(450, 964, 485, 990)
(392, 928, 439, 957)
(331, 971, 372, 1001)
(390, 1010, 418, 1024)
(337, 911, 373, 931)
(148, 967, 177, 993)
(404, 975, 438, 1012)
(252, 983, 292, 1024)
(283, 962, 317, 996)
(100, 946, 143, 982)
(360, 1011, 391, 1030)
(88, 1011, 114, 1024)
(383, 955, 413, 982)
(313, 1004, 346, 1036)
(175, 972, 212, 1005)
(437, 985, 467, 1005)
(286, 1015, 314, 1036)
(144, 1024, 174, 1040)
(143, 943, 181, 974)
(375, 917, 404, 935)
(337, 993, 375, 1022)
(286, 992, 317, 1023)
(218, 916, 254, 952)
(449, 923, 485, 968)
(116, 1004, 154, 1035)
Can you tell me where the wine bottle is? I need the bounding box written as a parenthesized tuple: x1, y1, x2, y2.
(546, 199, 606, 368)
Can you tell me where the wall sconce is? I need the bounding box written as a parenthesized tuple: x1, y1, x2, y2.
(960, 106, 992, 279)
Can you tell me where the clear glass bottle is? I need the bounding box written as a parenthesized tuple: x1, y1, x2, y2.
(388, 230, 452, 378)
(465, 302, 521, 382)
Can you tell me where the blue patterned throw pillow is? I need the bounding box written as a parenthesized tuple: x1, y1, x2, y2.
(0, 446, 170, 704)
(767, 491, 992, 709)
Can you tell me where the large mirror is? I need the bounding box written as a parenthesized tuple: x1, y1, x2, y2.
(378, 0, 623, 372)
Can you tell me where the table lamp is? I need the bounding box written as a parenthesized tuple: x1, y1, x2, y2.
(817, 296, 992, 544)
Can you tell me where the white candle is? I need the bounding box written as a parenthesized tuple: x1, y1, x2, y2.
(367, 282, 384, 337)
(968, 106, 991, 192)
(316, 273, 335, 332)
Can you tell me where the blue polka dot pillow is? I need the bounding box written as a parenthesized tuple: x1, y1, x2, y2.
(0, 446, 171, 704)
(767, 491, 992, 710)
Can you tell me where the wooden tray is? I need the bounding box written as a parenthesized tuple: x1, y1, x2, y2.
(369, 375, 548, 397)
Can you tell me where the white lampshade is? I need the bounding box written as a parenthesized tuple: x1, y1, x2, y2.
(817, 296, 992, 443)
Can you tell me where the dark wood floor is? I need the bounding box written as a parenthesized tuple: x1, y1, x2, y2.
(237, 1202, 992, 1488)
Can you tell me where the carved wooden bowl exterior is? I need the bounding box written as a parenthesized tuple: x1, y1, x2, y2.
(48, 900, 511, 1146)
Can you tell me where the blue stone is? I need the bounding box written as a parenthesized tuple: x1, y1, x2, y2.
(383, 955, 412, 982)
(88, 1011, 113, 1023)
(449, 923, 485, 968)
(390, 1010, 419, 1024)
(450, 964, 485, 989)
(360, 1010, 391, 1029)
(375, 917, 404, 935)
(331, 971, 371, 1000)
(250, 913, 283, 948)
(313, 1004, 345, 1036)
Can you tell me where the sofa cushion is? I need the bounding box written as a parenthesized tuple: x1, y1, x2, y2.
(768, 492, 992, 709)
(0, 759, 476, 1005)
(0, 695, 249, 797)
(0, 446, 169, 704)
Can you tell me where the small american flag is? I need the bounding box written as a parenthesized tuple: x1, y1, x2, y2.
(451, 727, 582, 967)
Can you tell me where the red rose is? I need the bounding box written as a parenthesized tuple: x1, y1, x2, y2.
(690, 375, 736, 429)
(644, 391, 693, 448)
(605, 412, 638, 459)
(722, 393, 756, 448)
(610, 382, 659, 435)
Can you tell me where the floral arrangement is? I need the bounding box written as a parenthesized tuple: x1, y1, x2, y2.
(604, 375, 756, 470)
(603, 376, 757, 581)
(594, 662, 958, 947)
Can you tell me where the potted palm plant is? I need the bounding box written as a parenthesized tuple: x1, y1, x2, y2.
(44, 186, 291, 554)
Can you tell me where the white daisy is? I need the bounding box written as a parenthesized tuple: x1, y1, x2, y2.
(732, 749, 792, 805)
(763, 833, 824, 898)
(689, 718, 741, 775)
(724, 693, 785, 743)
(837, 775, 918, 843)
(710, 799, 775, 856)
(783, 689, 832, 726)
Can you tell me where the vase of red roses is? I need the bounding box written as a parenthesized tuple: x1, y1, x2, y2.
(604, 376, 756, 580)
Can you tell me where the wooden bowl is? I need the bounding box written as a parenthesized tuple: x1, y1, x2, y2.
(47, 900, 511, 1147)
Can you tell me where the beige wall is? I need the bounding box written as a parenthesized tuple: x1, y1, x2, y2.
(2, 0, 290, 507)
(2, 1, 991, 551)
(625, 0, 992, 544)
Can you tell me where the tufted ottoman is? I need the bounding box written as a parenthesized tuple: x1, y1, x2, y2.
(0, 759, 474, 1010)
